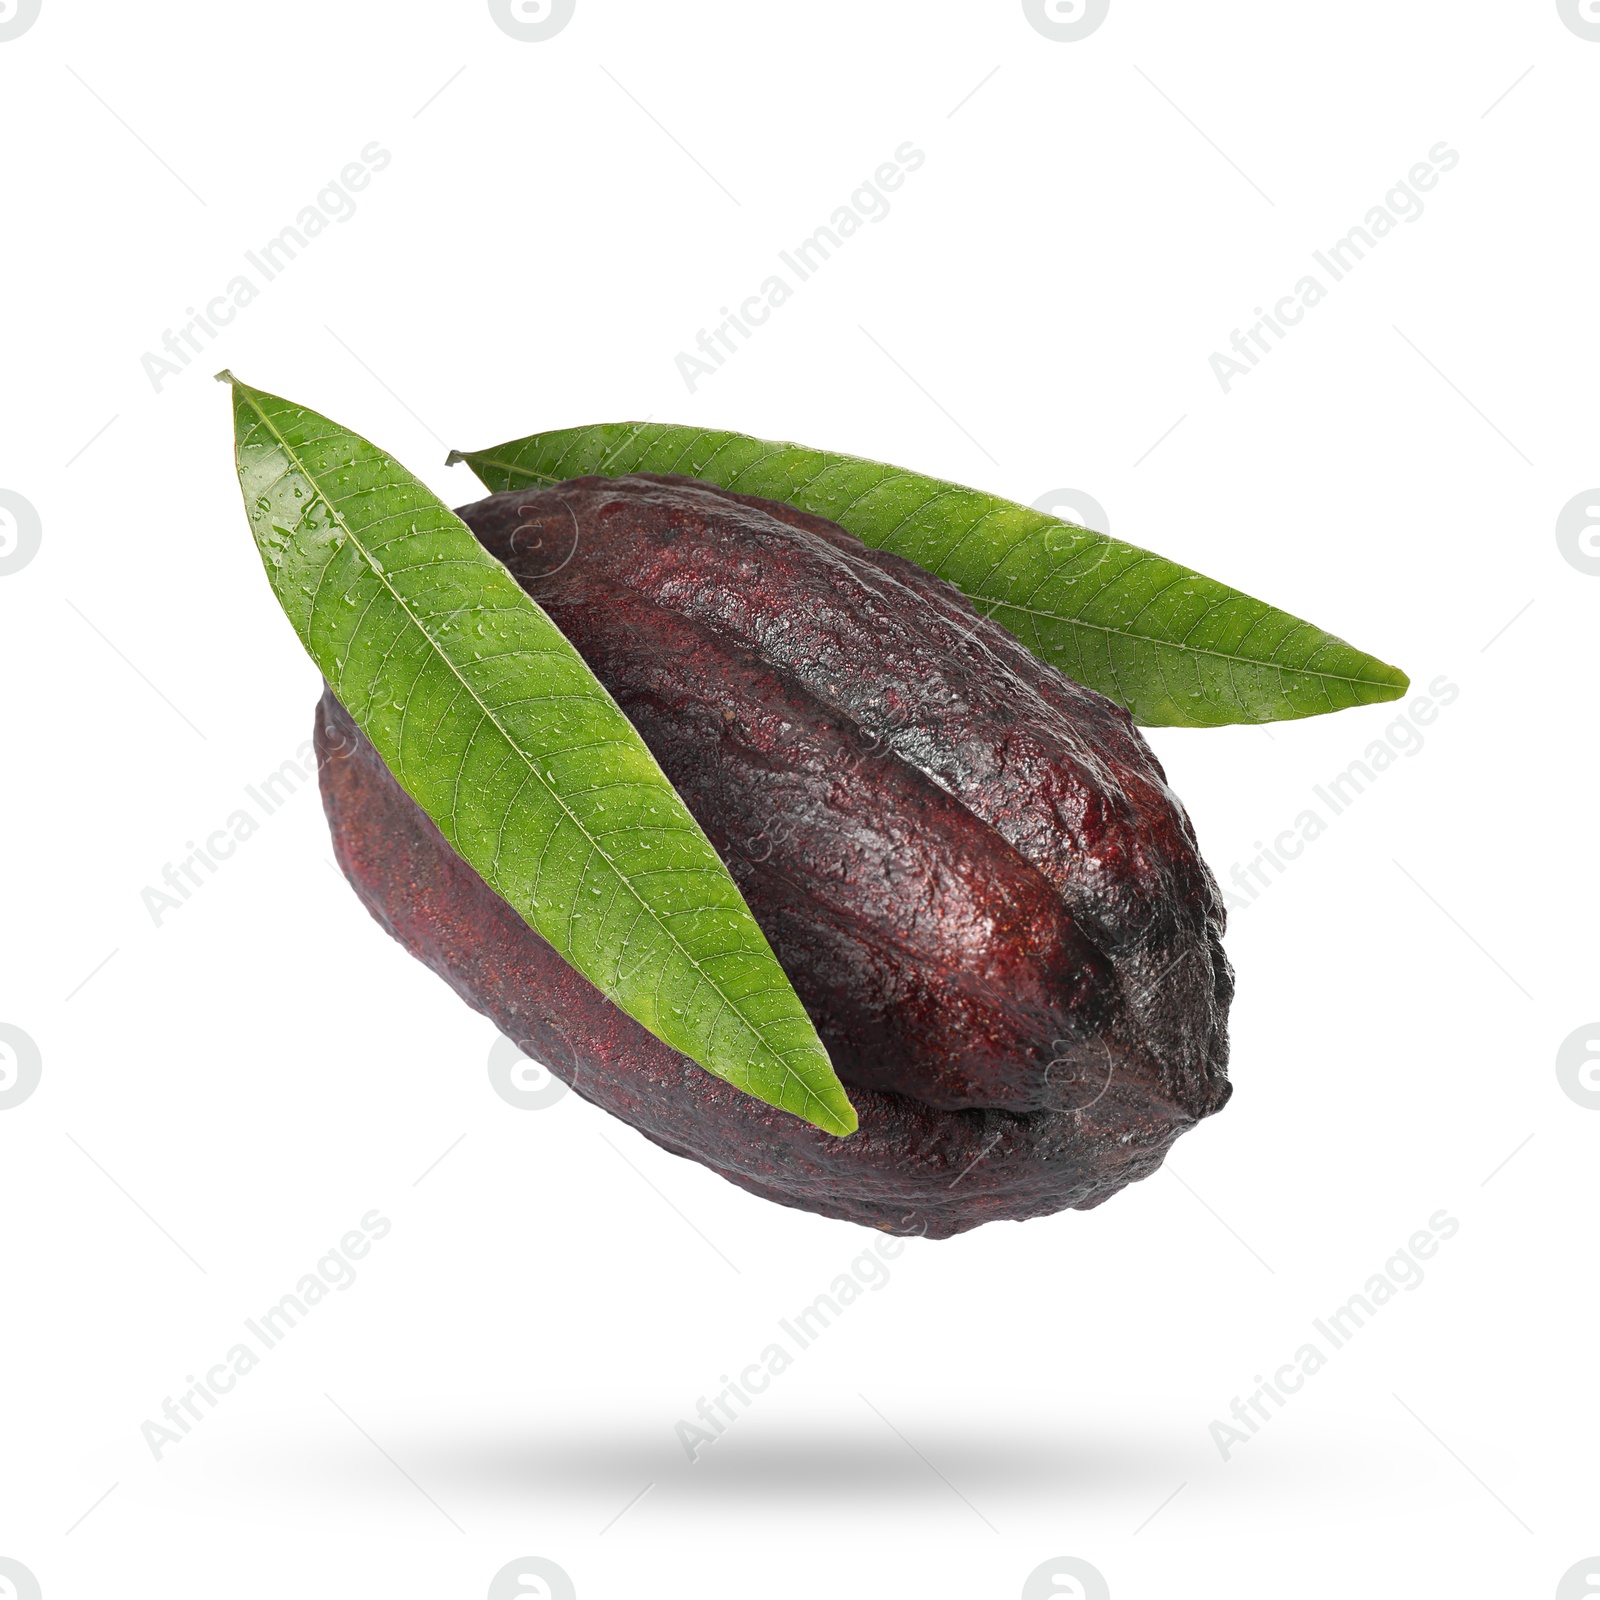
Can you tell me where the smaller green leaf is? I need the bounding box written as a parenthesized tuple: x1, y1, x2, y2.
(450, 423, 1408, 728)
(222, 375, 856, 1137)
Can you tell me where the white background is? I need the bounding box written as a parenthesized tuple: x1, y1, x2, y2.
(2, 2, 1596, 1597)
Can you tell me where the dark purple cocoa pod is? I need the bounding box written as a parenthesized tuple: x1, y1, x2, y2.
(316, 474, 1233, 1237)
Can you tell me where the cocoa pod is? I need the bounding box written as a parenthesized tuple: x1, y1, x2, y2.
(317, 474, 1233, 1236)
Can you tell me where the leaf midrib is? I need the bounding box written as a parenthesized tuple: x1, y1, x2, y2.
(979, 596, 1397, 685)
(464, 452, 561, 484)
(242, 392, 831, 1110)
(473, 443, 1393, 690)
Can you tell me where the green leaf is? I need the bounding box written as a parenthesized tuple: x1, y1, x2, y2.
(222, 375, 856, 1137)
(450, 423, 1408, 727)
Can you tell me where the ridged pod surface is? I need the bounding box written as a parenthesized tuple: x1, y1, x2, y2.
(317, 474, 1234, 1235)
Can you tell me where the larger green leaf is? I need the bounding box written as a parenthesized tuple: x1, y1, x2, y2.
(222, 376, 856, 1137)
(450, 423, 1407, 727)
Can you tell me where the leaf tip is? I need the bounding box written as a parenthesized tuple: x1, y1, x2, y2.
(1364, 659, 1411, 704)
(214, 368, 236, 385)
(815, 1089, 859, 1139)
(444, 448, 468, 467)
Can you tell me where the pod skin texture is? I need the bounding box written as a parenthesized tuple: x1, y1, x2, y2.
(316, 474, 1233, 1236)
